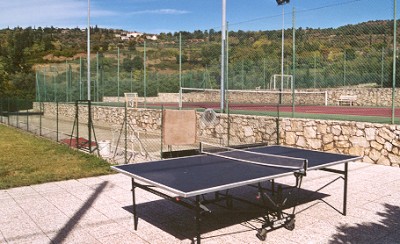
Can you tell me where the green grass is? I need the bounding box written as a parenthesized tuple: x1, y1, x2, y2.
(0, 124, 113, 189)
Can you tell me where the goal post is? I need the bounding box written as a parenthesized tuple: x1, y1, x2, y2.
(270, 74, 293, 90)
(124, 93, 138, 108)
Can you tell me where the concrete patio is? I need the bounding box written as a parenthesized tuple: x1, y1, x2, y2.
(0, 161, 399, 244)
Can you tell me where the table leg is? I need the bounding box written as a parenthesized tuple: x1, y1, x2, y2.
(343, 162, 348, 216)
(195, 195, 201, 244)
(131, 178, 138, 230)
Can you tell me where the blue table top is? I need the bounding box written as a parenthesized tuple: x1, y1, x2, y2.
(112, 145, 361, 197)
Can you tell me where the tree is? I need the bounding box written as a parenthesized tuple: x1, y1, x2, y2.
(132, 56, 144, 70)
(200, 44, 220, 66)
(122, 58, 134, 72)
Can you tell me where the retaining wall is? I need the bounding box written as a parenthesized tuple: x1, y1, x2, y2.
(35, 102, 400, 167)
(104, 88, 400, 107)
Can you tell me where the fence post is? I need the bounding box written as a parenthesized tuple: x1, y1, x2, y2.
(39, 102, 43, 136)
(7, 98, 10, 125)
(391, 0, 397, 124)
(56, 102, 59, 142)
(16, 99, 19, 128)
(26, 100, 29, 131)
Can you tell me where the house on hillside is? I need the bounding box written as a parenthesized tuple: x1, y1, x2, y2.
(146, 35, 158, 41)
(127, 32, 143, 38)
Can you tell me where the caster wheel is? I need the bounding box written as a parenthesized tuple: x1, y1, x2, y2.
(256, 228, 267, 241)
(284, 218, 295, 231)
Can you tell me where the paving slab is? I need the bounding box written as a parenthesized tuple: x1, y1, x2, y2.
(0, 161, 399, 243)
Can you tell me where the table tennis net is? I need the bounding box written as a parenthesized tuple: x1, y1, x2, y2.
(200, 142, 307, 171)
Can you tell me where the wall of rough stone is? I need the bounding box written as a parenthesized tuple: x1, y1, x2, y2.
(34, 102, 400, 167)
(35, 102, 163, 131)
(280, 118, 400, 167)
(104, 88, 400, 106)
(326, 88, 400, 106)
(104, 93, 179, 104)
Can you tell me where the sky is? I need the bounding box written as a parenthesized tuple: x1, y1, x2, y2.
(0, 0, 395, 34)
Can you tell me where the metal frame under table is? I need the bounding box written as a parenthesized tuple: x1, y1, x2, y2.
(112, 145, 361, 243)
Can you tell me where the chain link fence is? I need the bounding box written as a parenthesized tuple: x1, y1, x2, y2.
(1, 98, 278, 164)
(33, 1, 399, 124)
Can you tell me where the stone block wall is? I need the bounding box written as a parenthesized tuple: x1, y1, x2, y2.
(103, 93, 179, 103)
(281, 118, 400, 166)
(103, 88, 400, 107)
(35, 102, 400, 167)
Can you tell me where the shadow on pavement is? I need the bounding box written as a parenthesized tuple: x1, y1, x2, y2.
(51, 181, 108, 243)
(123, 184, 329, 241)
(329, 203, 400, 243)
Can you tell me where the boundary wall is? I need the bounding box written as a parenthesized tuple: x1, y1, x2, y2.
(36, 102, 400, 167)
(103, 88, 400, 107)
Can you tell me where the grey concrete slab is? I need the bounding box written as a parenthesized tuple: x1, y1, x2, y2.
(0, 161, 399, 243)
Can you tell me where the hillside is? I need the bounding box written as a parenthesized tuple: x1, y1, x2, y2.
(0, 20, 397, 99)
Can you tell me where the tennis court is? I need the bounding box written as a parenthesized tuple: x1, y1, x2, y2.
(142, 102, 400, 119)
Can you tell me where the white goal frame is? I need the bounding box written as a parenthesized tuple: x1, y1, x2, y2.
(270, 74, 293, 90)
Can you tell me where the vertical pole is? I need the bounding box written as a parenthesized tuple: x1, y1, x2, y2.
(226, 24, 230, 145)
(263, 58, 266, 89)
(69, 65, 72, 101)
(39, 102, 42, 136)
(144, 41, 147, 108)
(220, 0, 226, 113)
(56, 102, 59, 142)
(195, 195, 201, 244)
(225, 22, 229, 114)
(241, 60, 244, 89)
(87, 0, 91, 101)
(16, 99, 19, 128)
(118, 47, 120, 102)
(75, 101, 79, 145)
(66, 61, 68, 102)
(160, 106, 164, 158)
(381, 47, 385, 88)
(131, 179, 138, 230)
(392, 0, 397, 124)
(88, 100, 92, 152)
(56, 71, 58, 102)
(43, 67, 47, 102)
(96, 52, 99, 101)
(26, 100, 29, 131)
(343, 162, 348, 216)
(36, 71, 40, 102)
(314, 54, 317, 88)
(7, 98, 10, 125)
(124, 100, 128, 164)
(179, 33, 182, 109)
(292, 6, 296, 117)
(280, 5, 285, 104)
(53, 73, 56, 102)
(343, 50, 347, 86)
(80, 57, 82, 100)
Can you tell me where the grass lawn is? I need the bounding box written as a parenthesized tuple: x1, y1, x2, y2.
(0, 124, 113, 189)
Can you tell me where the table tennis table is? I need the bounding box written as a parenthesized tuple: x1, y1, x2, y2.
(112, 143, 361, 243)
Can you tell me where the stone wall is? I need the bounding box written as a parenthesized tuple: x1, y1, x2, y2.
(35, 102, 400, 167)
(103, 88, 400, 107)
(326, 88, 400, 107)
(281, 118, 400, 166)
(104, 93, 179, 104)
(36, 102, 162, 131)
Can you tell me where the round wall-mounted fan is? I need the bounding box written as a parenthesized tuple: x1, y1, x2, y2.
(200, 108, 217, 126)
